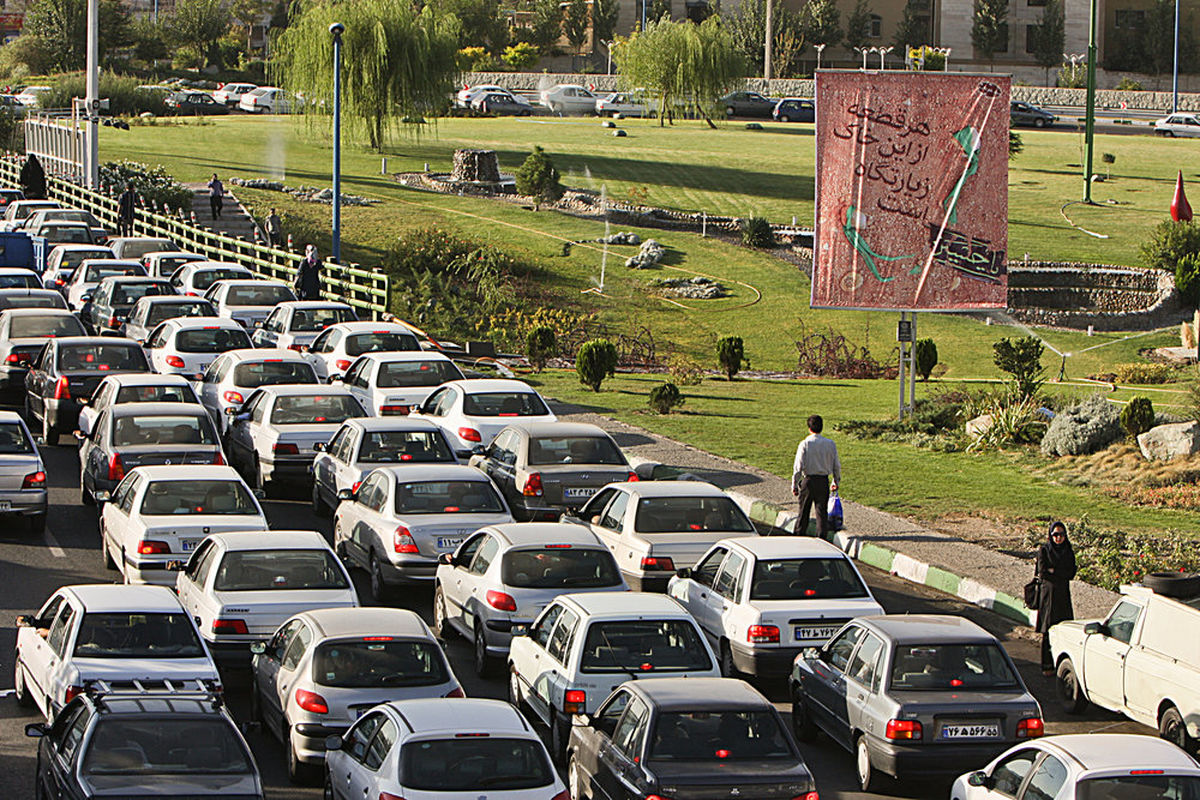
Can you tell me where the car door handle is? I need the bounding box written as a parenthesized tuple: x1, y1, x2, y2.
(193, 616, 201, 626)
(699, 592, 707, 599)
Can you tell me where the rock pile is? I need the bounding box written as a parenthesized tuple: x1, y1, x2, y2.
(229, 177, 377, 206)
(652, 276, 729, 299)
(626, 239, 665, 269)
(595, 232, 641, 245)
(451, 149, 501, 184)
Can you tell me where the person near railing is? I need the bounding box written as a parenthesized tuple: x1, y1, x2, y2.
(295, 244, 322, 300)
(266, 208, 282, 247)
(117, 183, 137, 237)
(207, 173, 224, 220)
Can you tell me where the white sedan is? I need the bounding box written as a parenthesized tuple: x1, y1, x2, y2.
(78, 372, 201, 437)
(204, 278, 296, 329)
(301, 321, 422, 382)
(144, 317, 252, 378)
(340, 351, 464, 415)
(196, 348, 320, 435)
(250, 300, 358, 351)
(169, 261, 253, 297)
(14, 583, 220, 722)
(141, 251, 204, 279)
(410, 378, 557, 457)
(213, 82, 258, 106)
(540, 84, 598, 115)
(1155, 113, 1200, 137)
(100, 465, 269, 586)
(595, 91, 657, 117)
(456, 84, 531, 109)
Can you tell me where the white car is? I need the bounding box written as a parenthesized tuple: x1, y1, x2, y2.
(13, 584, 220, 722)
(540, 84, 598, 115)
(213, 82, 258, 106)
(301, 321, 422, 381)
(411, 378, 557, 457)
(334, 464, 512, 602)
(595, 90, 657, 117)
(64, 259, 145, 311)
(225, 383, 366, 493)
(239, 86, 292, 113)
(121, 295, 217, 343)
(668, 536, 883, 678)
(1155, 113, 1200, 137)
(205, 278, 297, 329)
(456, 84, 531, 108)
(100, 464, 269, 586)
(951, 734, 1200, 800)
(78, 373, 201, 437)
(566, 480, 760, 591)
(176, 530, 358, 669)
(170, 261, 253, 297)
(144, 317, 252, 378)
(107, 237, 180, 261)
(311, 416, 458, 515)
(14, 85, 51, 106)
(0, 199, 59, 231)
(141, 250, 204, 279)
(0, 410, 47, 534)
(197, 348, 320, 434)
(250, 300, 358, 350)
(340, 351, 465, 416)
(253, 608, 462, 784)
(0, 267, 39, 290)
(324, 698, 566, 800)
(508, 591, 719, 758)
(42, 244, 115, 291)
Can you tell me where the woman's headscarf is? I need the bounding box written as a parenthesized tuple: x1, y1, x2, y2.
(305, 244, 318, 261)
(1044, 521, 1075, 570)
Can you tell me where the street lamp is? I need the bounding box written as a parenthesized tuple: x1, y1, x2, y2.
(1173, 0, 1181, 111)
(599, 39, 614, 74)
(815, 43, 827, 71)
(330, 21, 344, 264)
(871, 45, 894, 70)
(854, 47, 870, 70)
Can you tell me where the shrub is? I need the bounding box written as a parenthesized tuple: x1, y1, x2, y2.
(1113, 362, 1177, 384)
(716, 336, 744, 380)
(914, 338, 938, 381)
(993, 336, 1045, 399)
(41, 74, 168, 117)
(1176, 252, 1200, 307)
(1142, 219, 1200, 272)
(1121, 396, 1155, 438)
(98, 160, 192, 211)
(666, 354, 704, 386)
(475, 307, 598, 357)
(1116, 77, 1144, 91)
(1022, 517, 1200, 591)
(966, 395, 1049, 452)
(740, 216, 774, 248)
(515, 146, 564, 204)
(502, 42, 540, 70)
(576, 338, 617, 391)
(1041, 394, 1123, 456)
(526, 325, 556, 371)
(1009, 130, 1023, 161)
(648, 382, 684, 414)
(457, 46, 492, 71)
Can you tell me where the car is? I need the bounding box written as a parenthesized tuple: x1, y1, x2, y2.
(0, 267, 40, 290)
(213, 82, 258, 106)
(720, 90, 776, 118)
(82, 275, 175, 335)
(141, 250, 203, 278)
(121, 295, 217, 343)
(300, 320, 422, 381)
(226, 383, 366, 493)
(567, 678, 817, 800)
(540, 84, 598, 115)
(1010, 101, 1057, 128)
(951, 733, 1200, 800)
(0, 308, 85, 403)
(24, 681, 263, 800)
(205, 278, 297, 329)
(0, 288, 68, 310)
(64, 259, 146, 312)
(145, 316, 251, 377)
(24, 336, 151, 445)
(566, 480, 759, 591)
(13, 584, 220, 722)
(324, 697, 566, 800)
(29, 221, 94, 246)
(42, 244, 114, 291)
(669, 536, 884, 678)
(23, 208, 107, 242)
(77, 373, 202, 437)
(0, 187, 24, 207)
(469, 421, 634, 521)
(0, 410, 46, 533)
(411, 378, 558, 457)
(250, 300, 358, 350)
(773, 97, 815, 123)
(508, 591, 719, 758)
(77, 401, 225, 505)
(595, 90, 657, 117)
(473, 93, 534, 115)
(13, 85, 51, 106)
(336, 464, 514, 603)
(434, 521, 626, 676)
(253, 608, 463, 783)
(311, 416, 458, 515)
(0, 198, 59, 231)
(456, 84, 532, 109)
(169, 260, 254, 296)
(165, 90, 229, 115)
(339, 351, 465, 416)
(107, 236, 179, 261)
(239, 86, 293, 114)
(1155, 112, 1200, 137)
(197, 348, 320, 435)
(177, 530, 359, 669)
(100, 464, 269, 586)
(790, 614, 1043, 791)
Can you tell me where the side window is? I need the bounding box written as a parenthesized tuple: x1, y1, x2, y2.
(368, 475, 390, 513)
(1022, 754, 1068, 800)
(990, 749, 1039, 797)
(325, 427, 347, 460)
(533, 604, 564, 648)
(547, 608, 580, 663)
(310, 330, 330, 352)
(345, 712, 386, 764)
(90, 383, 111, 409)
(1104, 600, 1143, 644)
(186, 540, 217, 584)
(362, 719, 398, 771)
(594, 691, 630, 737)
(434, 388, 457, 415)
(36, 594, 65, 628)
(693, 547, 728, 587)
(611, 697, 647, 756)
(202, 357, 225, 384)
(145, 325, 168, 349)
(246, 392, 269, 423)
(826, 625, 866, 672)
(714, 551, 747, 600)
(59, 705, 91, 762)
(93, 412, 110, 446)
(264, 308, 283, 332)
(357, 473, 386, 512)
(421, 388, 446, 415)
(270, 619, 303, 661)
(581, 487, 617, 521)
(47, 603, 76, 657)
(117, 474, 141, 514)
(469, 536, 499, 575)
(337, 428, 359, 463)
(281, 622, 313, 670)
(846, 633, 885, 691)
(353, 362, 371, 389)
(341, 360, 365, 387)
(599, 491, 629, 530)
(490, 430, 515, 463)
(324, 329, 343, 352)
(456, 533, 486, 567)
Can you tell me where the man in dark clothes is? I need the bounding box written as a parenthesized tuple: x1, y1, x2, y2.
(207, 173, 224, 220)
(266, 208, 282, 247)
(117, 183, 137, 237)
(295, 244, 321, 300)
(1037, 521, 1076, 675)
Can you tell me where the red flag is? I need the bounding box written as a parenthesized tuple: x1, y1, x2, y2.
(1172, 170, 1193, 222)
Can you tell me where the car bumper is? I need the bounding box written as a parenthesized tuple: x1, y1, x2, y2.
(867, 736, 1013, 779)
(263, 456, 316, 483)
(481, 616, 535, 655)
(122, 555, 180, 587)
(729, 643, 802, 677)
(293, 722, 351, 763)
(625, 572, 670, 593)
(379, 555, 438, 585)
(206, 638, 254, 669)
(0, 490, 47, 516)
(0, 366, 28, 397)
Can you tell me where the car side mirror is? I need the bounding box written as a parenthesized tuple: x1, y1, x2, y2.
(25, 722, 47, 738)
(337, 488, 355, 501)
(438, 552, 454, 566)
(249, 641, 266, 655)
(299, 345, 310, 353)
(252, 489, 266, 500)
(329, 374, 343, 382)
(77, 397, 89, 406)
(1084, 622, 1106, 636)
(81, 293, 92, 302)
(511, 624, 529, 637)
(675, 567, 692, 579)
(471, 445, 486, 456)
(324, 734, 344, 751)
(94, 490, 111, 503)
(967, 772, 993, 789)
(73, 430, 86, 441)
(234, 413, 250, 422)
(313, 442, 327, 452)
(803, 646, 823, 661)
(571, 714, 591, 728)
(254, 321, 263, 328)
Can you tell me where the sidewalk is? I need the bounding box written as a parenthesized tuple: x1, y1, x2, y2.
(551, 402, 1118, 626)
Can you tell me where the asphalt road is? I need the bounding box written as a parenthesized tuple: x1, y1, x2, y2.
(0, 440, 1149, 800)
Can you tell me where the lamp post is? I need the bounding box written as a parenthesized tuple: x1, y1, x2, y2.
(1172, 0, 1180, 111)
(815, 43, 827, 71)
(600, 39, 613, 74)
(854, 47, 870, 70)
(875, 45, 894, 70)
(330, 21, 344, 263)
(1084, 0, 1097, 204)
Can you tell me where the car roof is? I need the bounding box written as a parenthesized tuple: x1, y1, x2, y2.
(208, 529, 329, 551)
(186, 261, 249, 272)
(1040, 734, 1200, 771)
(108, 401, 209, 417)
(0, 409, 27, 424)
(347, 416, 441, 432)
(63, 583, 183, 612)
(214, 279, 288, 288)
(385, 698, 531, 735)
(50, 336, 141, 347)
(628, 677, 770, 711)
(725, 536, 846, 559)
(562, 591, 687, 617)
(304, 607, 430, 638)
(507, 421, 610, 438)
(615, 480, 727, 498)
(254, 384, 355, 397)
(144, 251, 200, 260)
(137, 295, 207, 305)
(0, 307, 75, 318)
(223, 348, 308, 363)
(326, 321, 417, 335)
(99, 373, 192, 386)
(128, 464, 242, 481)
(108, 237, 174, 245)
(484, 522, 603, 548)
(379, 464, 490, 482)
(50, 244, 112, 253)
(79, 259, 142, 268)
(441, 378, 538, 393)
(277, 300, 354, 310)
(162, 316, 243, 330)
(859, 614, 995, 643)
(95, 697, 227, 716)
(359, 351, 451, 364)
(97, 275, 169, 284)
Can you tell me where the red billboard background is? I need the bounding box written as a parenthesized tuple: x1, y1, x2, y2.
(812, 71, 1010, 311)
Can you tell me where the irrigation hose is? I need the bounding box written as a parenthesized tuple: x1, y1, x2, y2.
(1059, 200, 1111, 239)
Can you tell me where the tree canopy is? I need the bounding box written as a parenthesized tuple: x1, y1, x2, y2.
(1029, 0, 1064, 84)
(724, 0, 806, 78)
(970, 0, 1009, 66)
(22, 0, 131, 71)
(892, 0, 930, 49)
(843, 0, 873, 52)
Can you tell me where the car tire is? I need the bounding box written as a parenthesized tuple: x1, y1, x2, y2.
(790, 689, 818, 742)
(569, 754, 588, 800)
(856, 734, 877, 792)
(508, 667, 523, 707)
(1056, 657, 1087, 714)
(780, 114, 790, 123)
(474, 621, 495, 679)
(323, 768, 335, 800)
(310, 483, 328, 517)
(1034, 117, 1046, 128)
(14, 660, 34, 708)
(41, 413, 57, 447)
(28, 514, 45, 537)
(103, 534, 117, 571)
(719, 639, 742, 679)
(726, 105, 736, 117)
(1160, 706, 1196, 753)
(369, 552, 392, 604)
(434, 585, 453, 638)
(1144, 571, 1200, 598)
(287, 725, 320, 785)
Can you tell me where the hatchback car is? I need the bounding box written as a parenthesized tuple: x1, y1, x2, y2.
(107, 236, 180, 261)
(790, 614, 1043, 791)
(64, 259, 146, 312)
(340, 351, 465, 415)
(170, 261, 253, 297)
(144, 316, 252, 377)
(720, 90, 776, 118)
(166, 90, 229, 115)
(0, 308, 85, 402)
(0, 410, 46, 533)
(540, 84, 598, 115)
(411, 378, 558, 457)
(773, 97, 815, 122)
(205, 278, 297, 329)
(1010, 101, 1057, 128)
(42, 244, 114, 291)
(77, 372, 200, 437)
(122, 295, 218, 343)
(473, 92, 534, 115)
(301, 321, 422, 381)
(250, 300, 358, 350)
(141, 250, 203, 279)
(197, 349, 320, 434)
(83, 275, 176, 335)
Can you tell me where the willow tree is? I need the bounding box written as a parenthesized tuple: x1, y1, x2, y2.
(271, 0, 461, 150)
(616, 16, 745, 128)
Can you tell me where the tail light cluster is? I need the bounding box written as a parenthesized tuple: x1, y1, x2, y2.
(107, 453, 125, 481)
(394, 526, 418, 554)
(287, 344, 305, 352)
(747, 624, 780, 644)
(4, 351, 31, 364)
(444, 687, 465, 698)
(1017, 717, 1044, 738)
(212, 452, 225, 465)
(884, 719, 922, 740)
(563, 689, 586, 714)
(222, 390, 244, 405)
(334, 359, 352, 371)
(295, 688, 328, 714)
(64, 685, 83, 705)
(22, 470, 45, 489)
(165, 355, 186, 368)
(380, 405, 410, 416)
(53, 376, 70, 400)
(458, 427, 482, 443)
(137, 540, 170, 555)
(486, 590, 516, 611)
(640, 556, 674, 571)
(212, 619, 249, 635)
(627, 471, 639, 482)
(273, 442, 300, 455)
(522, 472, 543, 497)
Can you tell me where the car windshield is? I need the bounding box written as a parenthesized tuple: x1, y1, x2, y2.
(213, 549, 348, 591)
(889, 643, 1020, 690)
(580, 619, 711, 673)
(462, 391, 548, 417)
(43, 211, 93, 224)
(232, 360, 316, 387)
(377, 360, 464, 388)
(0, 422, 33, 453)
(114, 384, 198, 404)
(82, 718, 253, 776)
(139, 479, 259, 515)
(121, 241, 176, 259)
(313, 639, 449, 688)
(110, 282, 171, 305)
(634, 497, 755, 533)
(57, 344, 147, 372)
(194, 269, 246, 291)
(501, 547, 622, 589)
(528, 435, 624, 465)
(73, 612, 206, 658)
(649, 711, 794, 761)
(112, 414, 215, 446)
(1078, 776, 1200, 800)
(400, 738, 554, 791)
(344, 331, 420, 356)
(0, 273, 37, 289)
(358, 430, 454, 463)
(749, 557, 869, 600)
(227, 284, 293, 306)
(289, 306, 356, 332)
(175, 327, 251, 353)
(146, 302, 212, 326)
(57, 249, 111, 268)
(269, 394, 363, 424)
(155, 256, 199, 272)
(84, 265, 144, 281)
(10, 314, 84, 337)
(394, 480, 505, 514)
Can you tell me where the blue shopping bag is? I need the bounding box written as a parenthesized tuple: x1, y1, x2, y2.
(827, 492, 844, 532)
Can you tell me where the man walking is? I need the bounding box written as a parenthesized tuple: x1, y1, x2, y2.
(791, 414, 840, 536)
(266, 207, 282, 247)
(116, 183, 137, 237)
(295, 244, 322, 300)
(207, 173, 224, 220)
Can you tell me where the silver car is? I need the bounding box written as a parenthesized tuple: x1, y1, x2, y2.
(250, 300, 357, 350)
(204, 278, 296, 330)
(789, 614, 1043, 792)
(122, 295, 218, 343)
(0, 410, 46, 533)
(196, 349, 319, 435)
(78, 373, 201, 437)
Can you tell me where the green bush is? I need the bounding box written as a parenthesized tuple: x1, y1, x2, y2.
(1176, 252, 1200, 307)
(1121, 396, 1155, 438)
(1115, 77, 1144, 91)
(502, 42, 540, 70)
(98, 160, 191, 211)
(716, 335, 744, 380)
(1113, 362, 1178, 384)
(666, 354, 704, 386)
(40, 74, 168, 117)
(576, 338, 617, 392)
(1041, 394, 1123, 456)
(914, 338, 938, 381)
(648, 382, 684, 414)
(740, 216, 774, 248)
(515, 146, 564, 204)
(526, 325, 556, 371)
(993, 336, 1045, 399)
(1142, 219, 1200, 272)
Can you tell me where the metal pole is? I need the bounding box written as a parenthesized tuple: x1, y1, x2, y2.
(1173, 0, 1180, 112)
(898, 312, 907, 419)
(909, 312, 917, 414)
(84, 0, 99, 188)
(1083, 0, 1096, 203)
(331, 23, 343, 263)
(764, 0, 774, 79)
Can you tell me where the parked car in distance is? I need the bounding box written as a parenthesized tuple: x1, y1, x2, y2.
(473, 93, 534, 115)
(0, 308, 85, 403)
(720, 90, 776, 118)
(213, 82, 258, 106)
(144, 316, 251, 378)
(142, 250, 204, 279)
(14, 85, 51, 106)
(773, 97, 815, 123)
(1010, 100, 1057, 128)
(540, 84, 598, 115)
(77, 373, 201, 437)
(169, 261, 253, 296)
(595, 91, 657, 117)
(410, 378, 558, 457)
(339, 351, 465, 416)
(456, 84, 532, 109)
(0, 410, 46, 533)
(122, 295, 217, 343)
(300, 321, 422, 382)
(239, 86, 293, 114)
(166, 90, 229, 115)
(107, 237, 179, 261)
(196, 349, 319, 435)
(250, 300, 358, 350)
(1155, 112, 1200, 137)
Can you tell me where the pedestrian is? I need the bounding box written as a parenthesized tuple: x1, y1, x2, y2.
(207, 173, 224, 220)
(1036, 521, 1076, 675)
(791, 414, 840, 536)
(266, 207, 282, 247)
(116, 182, 137, 237)
(295, 244, 322, 300)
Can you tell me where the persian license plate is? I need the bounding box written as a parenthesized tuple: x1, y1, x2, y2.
(437, 536, 464, 551)
(795, 625, 840, 641)
(940, 723, 999, 739)
(0, 500, 11, 511)
(180, 538, 203, 552)
(563, 487, 598, 500)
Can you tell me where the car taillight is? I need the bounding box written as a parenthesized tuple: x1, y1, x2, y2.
(486, 589, 516, 611)
(885, 719, 922, 740)
(335, 359, 352, 371)
(165, 355, 185, 368)
(211, 619, 249, 635)
(792, 794, 819, 800)
(222, 390, 243, 404)
(107, 453, 125, 481)
(273, 442, 300, 455)
(295, 688, 328, 714)
(551, 791, 571, 800)
(640, 556, 675, 571)
(394, 526, 418, 554)
(458, 427, 482, 443)
(445, 687, 465, 698)
(212, 451, 225, 465)
(522, 472, 543, 496)
(5, 351, 30, 364)
(21, 470, 45, 489)
(627, 471, 639, 482)
(288, 344, 305, 352)
(53, 376, 69, 399)
(64, 685, 83, 704)
(646, 796, 672, 800)
(107, 316, 120, 328)
(379, 794, 405, 800)
(748, 624, 780, 644)
(1017, 717, 1044, 738)
(564, 689, 586, 714)
(137, 540, 170, 555)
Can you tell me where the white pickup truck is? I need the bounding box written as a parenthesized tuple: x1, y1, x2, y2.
(1050, 581, 1200, 752)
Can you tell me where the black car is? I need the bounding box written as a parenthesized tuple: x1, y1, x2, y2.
(0, 309, 85, 403)
(773, 98, 815, 123)
(1010, 101, 1057, 128)
(720, 91, 776, 118)
(473, 93, 533, 116)
(0, 288, 68, 311)
(165, 91, 230, 116)
(84, 275, 176, 335)
(25, 682, 264, 800)
(567, 677, 818, 800)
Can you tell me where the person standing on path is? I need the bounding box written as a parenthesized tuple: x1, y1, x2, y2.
(295, 244, 322, 300)
(791, 414, 840, 536)
(207, 173, 224, 220)
(116, 183, 137, 237)
(266, 208, 282, 247)
(1036, 521, 1076, 675)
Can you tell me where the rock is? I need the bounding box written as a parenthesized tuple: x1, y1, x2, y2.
(602, 120, 615, 128)
(626, 239, 665, 269)
(1138, 421, 1200, 461)
(451, 149, 501, 183)
(613, 129, 627, 137)
(651, 276, 729, 299)
(596, 232, 640, 245)
(966, 414, 994, 438)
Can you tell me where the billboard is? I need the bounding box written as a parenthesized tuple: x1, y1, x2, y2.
(812, 71, 1010, 311)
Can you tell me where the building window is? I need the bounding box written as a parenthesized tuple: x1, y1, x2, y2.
(869, 13, 882, 37)
(1028, 0, 1047, 7)
(1025, 23, 1037, 52)
(1115, 9, 1146, 28)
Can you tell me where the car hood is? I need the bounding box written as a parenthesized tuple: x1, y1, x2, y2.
(84, 773, 261, 798)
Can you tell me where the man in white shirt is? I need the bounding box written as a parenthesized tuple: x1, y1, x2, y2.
(791, 414, 841, 536)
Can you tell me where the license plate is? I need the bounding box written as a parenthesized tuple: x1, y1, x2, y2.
(0, 501, 11, 511)
(940, 723, 999, 739)
(180, 538, 203, 551)
(796, 625, 840, 641)
(437, 536, 464, 551)
(564, 487, 598, 499)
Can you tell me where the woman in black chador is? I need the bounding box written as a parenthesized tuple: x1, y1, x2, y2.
(1037, 520, 1076, 675)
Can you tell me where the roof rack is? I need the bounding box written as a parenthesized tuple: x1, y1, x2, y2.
(83, 678, 223, 710)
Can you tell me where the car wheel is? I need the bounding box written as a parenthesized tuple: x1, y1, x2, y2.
(41, 413, 57, 447)
(14, 660, 34, 708)
(474, 622, 495, 678)
(1166, 130, 1176, 137)
(310, 483, 328, 517)
(719, 639, 742, 679)
(253, 455, 276, 499)
(790, 689, 818, 742)
(726, 105, 735, 117)
(433, 585, 453, 638)
(1034, 117, 1046, 128)
(27, 514, 45, 537)
(780, 114, 790, 123)
(856, 734, 877, 792)
(287, 726, 320, 785)
(323, 767, 335, 800)
(369, 552, 392, 604)
(1056, 657, 1087, 714)
(508, 667, 523, 708)
(569, 754, 588, 800)
(1160, 706, 1196, 753)
(103, 532, 116, 570)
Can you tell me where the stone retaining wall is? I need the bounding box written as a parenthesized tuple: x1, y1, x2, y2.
(1006, 263, 1182, 330)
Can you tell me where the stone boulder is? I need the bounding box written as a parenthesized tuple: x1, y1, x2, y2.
(965, 414, 994, 438)
(1138, 421, 1200, 461)
(626, 239, 665, 269)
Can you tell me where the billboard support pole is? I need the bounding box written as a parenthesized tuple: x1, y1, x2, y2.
(909, 312, 917, 417)
(898, 312, 917, 420)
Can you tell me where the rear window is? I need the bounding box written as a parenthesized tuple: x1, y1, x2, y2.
(345, 331, 420, 356)
(227, 284, 293, 306)
(83, 718, 252, 776)
(232, 360, 317, 387)
(57, 249, 111, 269)
(377, 360, 464, 388)
(110, 282, 172, 305)
(112, 414, 216, 446)
(580, 619, 711, 673)
(114, 384, 198, 404)
(394, 480, 505, 514)
(0, 422, 33, 453)
(193, 269, 246, 291)
(749, 557, 869, 600)
(175, 327, 251, 353)
(649, 711, 794, 761)
(529, 435, 624, 466)
(501, 547, 622, 589)
(0, 273, 38, 289)
(73, 612, 206, 659)
(120, 241, 178, 259)
(313, 639, 448, 688)
(270, 394, 363, 424)
(213, 549, 348, 591)
(289, 306, 356, 332)
(1077, 776, 1200, 800)
(889, 643, 1020, 691)
(85, 264, 144, 281)
(45, 226, 91, 243)
(57, 344, 148, 372)
(462, 391, 548, 417)
(10, 314, 84, 338)
(146, 301, 214, 327)
(139, 479, 259, 515)
(634, 496, 755, 534)
(358, 430, 454, 463)
(400, 738, 554, 791)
